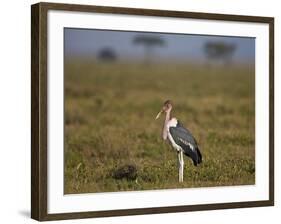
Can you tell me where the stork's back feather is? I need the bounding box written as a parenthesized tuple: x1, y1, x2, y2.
(169, 121, 202, 166)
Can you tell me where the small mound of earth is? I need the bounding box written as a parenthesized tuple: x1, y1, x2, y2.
(112, 164, 138, 181)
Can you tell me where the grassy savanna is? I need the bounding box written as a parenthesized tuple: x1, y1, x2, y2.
(64, 59, 255, 194)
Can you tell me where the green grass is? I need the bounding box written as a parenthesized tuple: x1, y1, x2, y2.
(64, 59, 255, 194)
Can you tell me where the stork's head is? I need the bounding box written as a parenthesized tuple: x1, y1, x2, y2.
(155, 100, 173, 120)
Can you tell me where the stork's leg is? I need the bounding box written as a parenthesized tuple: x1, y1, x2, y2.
(177, 152, 182, 183)
(180, 150, 184, 182)
(178, 150, 184, 183)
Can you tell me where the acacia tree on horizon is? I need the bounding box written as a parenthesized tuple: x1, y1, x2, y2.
(97, 47, 117, 62)
(132, 35, 165, 65)
(203, 41, 236, 66)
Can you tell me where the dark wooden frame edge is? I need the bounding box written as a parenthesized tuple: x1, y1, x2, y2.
(31, 2, 274, 221)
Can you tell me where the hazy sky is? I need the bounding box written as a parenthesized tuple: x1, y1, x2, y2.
(64, 28, 255, 63)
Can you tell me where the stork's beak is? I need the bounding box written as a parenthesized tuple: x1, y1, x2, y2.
(155, 110, 163, 120)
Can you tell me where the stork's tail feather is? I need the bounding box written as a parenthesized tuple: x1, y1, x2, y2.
(197, 147, 202, 164)
(192, 147, 202, 166)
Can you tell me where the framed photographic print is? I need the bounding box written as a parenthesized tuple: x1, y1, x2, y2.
(31, 2, 274, 221)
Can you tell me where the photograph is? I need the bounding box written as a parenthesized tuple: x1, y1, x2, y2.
(64, 28, 255, 194)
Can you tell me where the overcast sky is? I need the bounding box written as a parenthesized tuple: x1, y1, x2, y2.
(64, 28, 255, 63)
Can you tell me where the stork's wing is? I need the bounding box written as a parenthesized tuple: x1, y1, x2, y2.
(169, 121, 202, 166)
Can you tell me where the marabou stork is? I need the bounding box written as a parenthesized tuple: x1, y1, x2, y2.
(155, 100, 202, 182)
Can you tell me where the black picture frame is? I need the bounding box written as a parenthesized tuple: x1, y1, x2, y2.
(31, 2, 274, 221)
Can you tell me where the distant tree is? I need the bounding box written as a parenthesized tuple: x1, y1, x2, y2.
(132, 35, 165, 64)
(204, 41, 236, 65)
(97, 47, 117, 62)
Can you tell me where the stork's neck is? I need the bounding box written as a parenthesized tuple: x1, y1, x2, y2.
(165, 110, 172, 123)
(162, 109, 172, 140)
